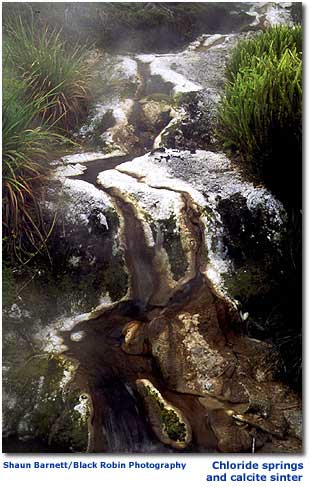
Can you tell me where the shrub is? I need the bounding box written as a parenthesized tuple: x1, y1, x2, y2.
(4, 17, 92, 130)
(218, 25, 302, 207)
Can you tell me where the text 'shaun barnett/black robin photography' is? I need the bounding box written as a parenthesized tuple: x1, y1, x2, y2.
(2, 2, 302, 453)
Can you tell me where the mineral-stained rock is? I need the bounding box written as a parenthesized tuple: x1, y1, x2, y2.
(284, 409, 303, 442)
(113, 149, 287, 308)
(97, 167, 198, 305)
(208, 409, 253, 453)
(145, 308, 236, 396)
(259, 437, 302, 454)
(126, 282, 301, 452)
(143, 282, 240, 398)
(136, 379, 192, 449)
(43, 141, 300, 453)
(122, 321, 147, 355)
(3, 3, 299, 454)
(139, 99, 172, 133)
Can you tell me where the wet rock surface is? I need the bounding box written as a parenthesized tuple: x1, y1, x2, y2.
(123, 282, 302, 453)
(114, 149, 287, 305)
(45, 178, 129, 305)
(3, 298, 91, 452)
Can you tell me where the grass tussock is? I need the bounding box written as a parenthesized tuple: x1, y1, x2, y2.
(2, 73, 66, 262)
(3, 17, 93, 263)
(218, 25, 302, 207)
(226, 25, 302, 83)
(4, 17, 92, 130)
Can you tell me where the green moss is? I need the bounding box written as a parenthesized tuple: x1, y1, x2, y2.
(160, 407, 186, 442)
(4, 352, 89, 452)
(145, 385, 186, 442)
(46, 388, 90, 452)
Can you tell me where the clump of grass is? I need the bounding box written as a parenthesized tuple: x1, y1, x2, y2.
(2, 71, 65, 263)
(226, 25, 302, 83)
(218, 25, 302, 207)
(4, 17, 92, 130)
(219, 48, 302, 161)
(3, 18, 93, 262)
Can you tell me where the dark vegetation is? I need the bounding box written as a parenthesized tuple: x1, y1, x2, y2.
(3, 2, 251, 52)
(87, 2, 250, 51)
(218, 25, 302, 390)
(290, 2, 303, 25)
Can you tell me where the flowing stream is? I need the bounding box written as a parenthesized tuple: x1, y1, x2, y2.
(62, 56, 217, 452)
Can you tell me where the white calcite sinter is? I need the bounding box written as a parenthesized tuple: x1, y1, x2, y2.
(111, 149, 287, 298)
